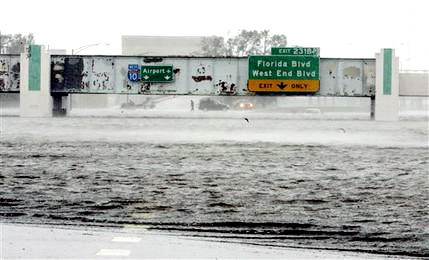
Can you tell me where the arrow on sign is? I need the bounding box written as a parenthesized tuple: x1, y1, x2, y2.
(164, 75, 171, 80)
(277, 82, 287, 90)
(143, 75, 149, 80)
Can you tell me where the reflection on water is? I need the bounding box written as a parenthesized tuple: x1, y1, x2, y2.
(1, 117, 428, 257)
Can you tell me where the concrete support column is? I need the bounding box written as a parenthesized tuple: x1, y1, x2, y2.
(375, 48, 399, 121)
(20, 45, 52, 117)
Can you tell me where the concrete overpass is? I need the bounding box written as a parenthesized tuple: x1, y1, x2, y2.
(0, 45, 427, 120)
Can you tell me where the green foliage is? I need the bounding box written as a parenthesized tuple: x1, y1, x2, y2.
(200, 36, 227, 56)
(0, 33, 35, 54)
(200, 30, 287, 57)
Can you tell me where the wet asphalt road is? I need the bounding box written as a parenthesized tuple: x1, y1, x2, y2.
(1, 117, 428, 257)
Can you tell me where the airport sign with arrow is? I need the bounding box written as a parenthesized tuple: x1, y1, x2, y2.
(141, 65, 174, 82)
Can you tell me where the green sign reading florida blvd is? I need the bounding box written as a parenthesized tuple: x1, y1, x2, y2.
(141, 65, 174, 82)
(248, 56, 319, 80)
(271, 47, 320, 56)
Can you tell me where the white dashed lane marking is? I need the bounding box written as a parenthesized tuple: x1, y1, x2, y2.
(95, 236, 142, 257)
(112, 236, 142, 243)
(96, 249, 131, 256)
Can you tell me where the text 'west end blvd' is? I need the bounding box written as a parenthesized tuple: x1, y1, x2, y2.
(251, 69, 317, 78)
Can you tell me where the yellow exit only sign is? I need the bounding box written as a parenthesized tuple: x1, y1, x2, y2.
(248, 80, 320, 92)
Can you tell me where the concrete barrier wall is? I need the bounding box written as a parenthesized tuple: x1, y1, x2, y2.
(319, 59, 375, 96)
(399, 71, 429, 96)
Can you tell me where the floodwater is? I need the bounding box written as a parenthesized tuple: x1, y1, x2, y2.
(1, 115, 428, 257)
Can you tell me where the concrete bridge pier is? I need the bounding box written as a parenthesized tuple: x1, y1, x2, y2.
(374, 48, 399, 121)
(20, 45, 53, 117)
(20, 44, 68, 117)
(370, 96, 375, 120)
(52, 93, 69, 116)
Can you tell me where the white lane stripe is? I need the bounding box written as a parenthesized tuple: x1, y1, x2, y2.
(123, 223, 149, 231)
(112, 236, 142, 243)
(96, 249, 131, 256)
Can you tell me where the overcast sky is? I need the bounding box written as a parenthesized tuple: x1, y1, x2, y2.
(1, 0, 427, 70)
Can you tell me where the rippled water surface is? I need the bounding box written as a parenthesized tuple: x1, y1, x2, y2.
(1, 117, 428, 257)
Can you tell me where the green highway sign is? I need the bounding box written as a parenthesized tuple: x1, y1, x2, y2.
(271, 47, 320, 56)
(141, 65, 174, 82)
(248, 55, 320, 80)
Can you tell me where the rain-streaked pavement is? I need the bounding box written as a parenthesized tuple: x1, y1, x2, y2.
(1, 115, 428, 258)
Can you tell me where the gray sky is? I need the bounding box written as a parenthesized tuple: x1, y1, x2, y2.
(1, 0, 428, 70)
